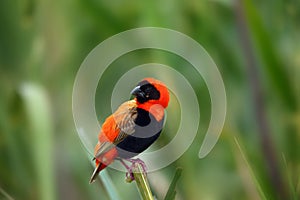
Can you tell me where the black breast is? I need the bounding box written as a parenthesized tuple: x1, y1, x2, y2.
(116, 108, 164, 159)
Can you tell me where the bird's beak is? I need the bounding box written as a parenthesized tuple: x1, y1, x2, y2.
(131, 86, 145, 98)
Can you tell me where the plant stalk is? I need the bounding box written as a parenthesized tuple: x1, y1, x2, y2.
(132, 163, 154, 200)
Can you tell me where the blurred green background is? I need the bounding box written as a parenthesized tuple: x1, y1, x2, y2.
(0, 0, 299, 199)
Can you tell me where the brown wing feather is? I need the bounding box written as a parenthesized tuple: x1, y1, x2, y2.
(94, 100, 137, 159)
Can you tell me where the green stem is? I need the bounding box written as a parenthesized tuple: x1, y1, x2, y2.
(89, 160, 122, 200)
(164, 168, 182, 200)
(132, 163, 154, 200)
(0, 185, 14, 200)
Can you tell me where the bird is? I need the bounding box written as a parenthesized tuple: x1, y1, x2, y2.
(89, 77, 170, 183)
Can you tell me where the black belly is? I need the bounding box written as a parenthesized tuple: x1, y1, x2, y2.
(116, 108, 164, 158)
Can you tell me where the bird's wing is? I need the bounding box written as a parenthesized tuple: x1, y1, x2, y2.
(94, 101, 137, 159)
(93, 141, 114, 160)
(113, 108, 136, 142)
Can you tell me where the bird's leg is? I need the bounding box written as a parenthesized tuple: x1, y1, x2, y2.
(126, 158, 148, 174)
(118, 158, 147, 182)
(118, 159, 135, 181)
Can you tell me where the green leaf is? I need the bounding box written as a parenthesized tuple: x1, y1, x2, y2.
(243, 0, 297, 111)
(234, 137, 267, 200)
(98, 170, 122, 200)
(164, 168, 182, 200)
(19, 83, 55, 200)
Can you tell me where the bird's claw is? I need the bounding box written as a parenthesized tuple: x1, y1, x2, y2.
(121, 158, 147, 182)
(125, 169, 135, 182)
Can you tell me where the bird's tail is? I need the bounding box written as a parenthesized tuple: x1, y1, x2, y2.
(89, 161, 107, 184)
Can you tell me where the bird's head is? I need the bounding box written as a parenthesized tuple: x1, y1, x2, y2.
(131, 78, 169, 108)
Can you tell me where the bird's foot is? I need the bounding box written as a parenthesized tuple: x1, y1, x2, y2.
(119, 158, 147, 182)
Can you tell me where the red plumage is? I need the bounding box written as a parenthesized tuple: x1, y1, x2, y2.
(90, 78, 169, 183)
